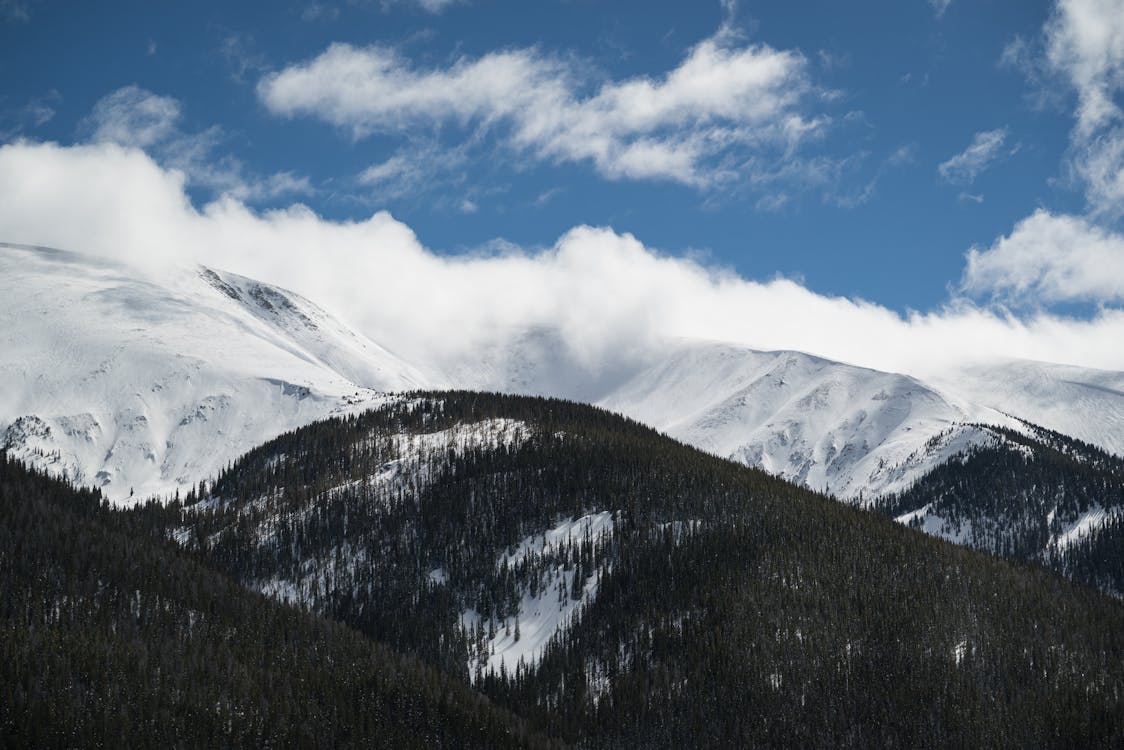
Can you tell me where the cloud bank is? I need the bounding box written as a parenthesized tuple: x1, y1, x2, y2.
(2, 140, 1124, 382)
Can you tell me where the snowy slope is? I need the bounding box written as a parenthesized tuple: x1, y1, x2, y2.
(930, 360, 1124, 455)
(597, 343, 1024, 501)
(6, 243, 1124, 512)
(442, 331, 1124, 502)
(441, 332, 1021, 501)
(0, 244, 423, 503)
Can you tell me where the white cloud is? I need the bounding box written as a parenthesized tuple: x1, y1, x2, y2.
(257, 30, 830, 190)
(963, 209, 1124, 304)
(0, 91, 59, 141)
(937, 128, 1010, 184)
(0, 0, 33, 22)
(1073, 130, 1124, 214)
(1029, 0, 1124, 216)
(217, 31, 269, 84)
(887, 143, 918, 166)
(356, 141, 469, 201)
(929, 0, 953, 18)
(301, 3, 340, 21)
(80, 86, 311, 203)
(967, 1, 1124, 311)
(1045, 0, 1124, 136)
(84, 86, 182, 148)
(405, 0, 459, 11)
(4, 140, 1124, 381)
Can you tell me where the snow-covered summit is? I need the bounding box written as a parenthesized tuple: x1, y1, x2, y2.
(0, 243, 422, 503)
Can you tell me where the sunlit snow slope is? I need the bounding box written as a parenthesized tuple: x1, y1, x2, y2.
(0, 244, 423, 503)
(438, 330, 1016, 500)
(597, 342, 1023, 500)
(441, 332, 1124, 502)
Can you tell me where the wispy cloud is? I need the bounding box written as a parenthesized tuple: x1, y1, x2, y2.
(301, 3, 340, 21)
(356, 140, 472, 203)
(1046, 0, 1124, 218)
(534, 186, 565, 207)
(966, 0, 1124, 310)
(84, 87, 182, 148)
(929, 0, 953, 18)
(937, 128, 1011, 184)
(0, 0, 33, 22)
(887, 143, 918, 167)
(333, 0, 464, 16)
(1005, 0, 1124, 217)
(80, 86, 311, 203)
(395, 0, 460, 12)
(0, 90, 60, 141)
(216, 31, 269, 84)
(257, 26, 834, 193)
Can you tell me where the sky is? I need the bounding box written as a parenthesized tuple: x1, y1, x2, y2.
(2, 0, 1124, 377)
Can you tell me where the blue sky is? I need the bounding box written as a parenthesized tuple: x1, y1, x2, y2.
(2, 0, 1124, 377)
(0, 0, 1088, 310)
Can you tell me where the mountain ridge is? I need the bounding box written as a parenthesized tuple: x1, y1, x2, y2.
(3, 243, 1122, 519)
(157, 390, 1124, 747)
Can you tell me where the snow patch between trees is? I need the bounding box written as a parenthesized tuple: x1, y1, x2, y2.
(461, 511, 615, 681)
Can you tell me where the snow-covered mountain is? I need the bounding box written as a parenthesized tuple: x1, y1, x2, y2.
(0, 243, 423, 503)
(437, 330, 1025, 500)
(437, 331, 1124, 504)
(928, 360, 1124, 456)
(596, 342, 1019, 500)
(5, 243, 1124, 510)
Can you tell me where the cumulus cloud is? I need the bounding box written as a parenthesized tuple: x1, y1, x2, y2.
(963, 209, 1124, 304)
(257, 29, 831, 190)
(937, 128, 1011, 184)
(4, 140, 1124, 380)
(80, 85, 311, 203)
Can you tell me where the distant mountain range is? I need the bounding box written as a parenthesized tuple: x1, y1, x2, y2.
(3, 242, 1123, 585)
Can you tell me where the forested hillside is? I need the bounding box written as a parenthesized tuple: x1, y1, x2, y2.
(0, 453, 556, 749)
(165, 392, 1124, 748)
(874, 423, 1124, 596)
